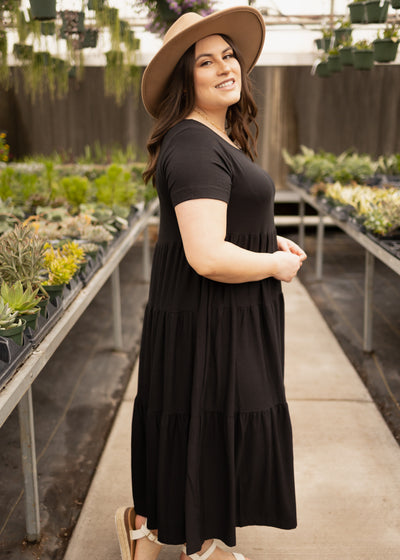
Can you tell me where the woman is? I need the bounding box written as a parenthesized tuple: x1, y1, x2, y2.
(115, 6, 306, 560)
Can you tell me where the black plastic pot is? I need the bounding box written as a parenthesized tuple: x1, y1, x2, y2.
(353, 49, 375, 69)
(339, 46, 354, 65)
(29, 0, 56, 21)
(316, 61, 331, 77)
(365, 0, 389, 23)
(373, 38, 399, 62)
(327, 54, 342, 72)
(348, 2, 366, 23)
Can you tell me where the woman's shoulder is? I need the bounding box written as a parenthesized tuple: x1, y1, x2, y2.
(164, 119, 213, 144)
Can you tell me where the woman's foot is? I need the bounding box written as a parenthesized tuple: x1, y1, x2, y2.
(180, 539, 250, 560)
(133, 513, 162, 560)
(115, 507, 162, 560)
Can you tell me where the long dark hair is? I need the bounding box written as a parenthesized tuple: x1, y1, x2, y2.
(143, 35, 259, 185)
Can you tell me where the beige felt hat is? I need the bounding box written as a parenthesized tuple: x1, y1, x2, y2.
(141, 6, 266, 118)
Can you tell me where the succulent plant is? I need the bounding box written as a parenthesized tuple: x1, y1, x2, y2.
(0, 297, 21, 330)
(59, 240, 86, 267)
(0, 223, 46, 288)
(43, 244, 79, 286)
(0, 281, 40, 315)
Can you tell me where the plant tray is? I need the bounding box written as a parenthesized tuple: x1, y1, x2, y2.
(62, 276, 84, 311)
(0, 336, 33, 391)
(79, 250, 104, 286)
(25, 300, 63, 348)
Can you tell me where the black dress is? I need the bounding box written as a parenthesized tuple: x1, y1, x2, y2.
(131, 120, 296, 555)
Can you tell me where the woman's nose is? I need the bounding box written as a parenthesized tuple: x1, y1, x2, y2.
(217, 59, 229, 73)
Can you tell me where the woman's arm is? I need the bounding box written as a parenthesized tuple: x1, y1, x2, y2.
(175, 198, 303, 284)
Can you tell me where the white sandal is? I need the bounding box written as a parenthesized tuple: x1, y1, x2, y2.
(115, 507, 162, 560)
(182, 539, 246, 560)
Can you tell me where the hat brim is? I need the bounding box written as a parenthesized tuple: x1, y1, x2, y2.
(141, 7, 266, 118)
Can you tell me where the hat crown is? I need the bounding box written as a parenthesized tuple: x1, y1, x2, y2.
(163, 12, 203, 45)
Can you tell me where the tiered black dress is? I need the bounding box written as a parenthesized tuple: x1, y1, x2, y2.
(131, 120, 296, 555)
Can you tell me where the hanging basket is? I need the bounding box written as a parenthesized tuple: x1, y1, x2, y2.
(316, 61, 331, 77)
(83, 28, 99, 48)
(335, 28, 352, 46)
(327, 54, 342, 72)
(339, 46, 354, 65)
(61, 10, 85, 35)
(13, 43, 33, 60)
(348, 2, 366, 23)
(365, 1, 389, 23)
(353, 49, 375, 69)
(29, 0, 56, 21)
(373, 38, 399, 62)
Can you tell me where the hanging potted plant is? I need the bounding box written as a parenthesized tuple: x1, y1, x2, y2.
(339, 38, 354, 65)
(353, 39, 375, 69)
(334, 18, 352, 46)
(0, 298, 26, 345)
(61, 10, 85, 37)
(348, 0, 366, 23)
(373, 24, 399, 62)
(82, 28, 99, 49)
(392, 0, 400, 8)
(88, 0, 105, 9)
(41, 21, 55, 35)
(327, 47, 342, 72)
(140, 0, 214, 36)
(315, 53, 331, 77)
(365, 0, 389, 23)
(29, 0, 57, 21)
(320, 26, 334, 52)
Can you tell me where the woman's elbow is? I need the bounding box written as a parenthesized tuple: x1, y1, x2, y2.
(185, 250, 220, 279)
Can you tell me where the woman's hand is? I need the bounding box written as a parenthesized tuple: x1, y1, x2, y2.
(271, 251, 302, 283)
(277, 235, 307, 262)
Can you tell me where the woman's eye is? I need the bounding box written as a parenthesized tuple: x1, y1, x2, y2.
(200, 60, 211, 66)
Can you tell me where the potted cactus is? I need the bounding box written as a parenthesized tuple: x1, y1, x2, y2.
(0, 298, 26, 345)
(0, 281, 41, 330)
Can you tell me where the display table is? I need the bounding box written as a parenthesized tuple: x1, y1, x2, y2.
(0, 198, 159, 542)
(287, 180, 400, 353)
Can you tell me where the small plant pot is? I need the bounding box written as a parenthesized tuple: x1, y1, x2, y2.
(322, 37, 333, 52)
(13, 43, 33, 60)
(392, 0, 400, 8)
(41, 21, 56, 35)
(20, 308, 40, 331)
(327, 54, 342, 72)
(29, 0, 57, 21)
(353, 49, 375, 69)
(83, 28, 99, 48)
(339, 46, 354, 65)
(38, 295, 50, 317)
(0, 319, 26, 346)
(373, 38, 399, 62)
(335, 28, 352, 46)
(88, 0, 105, 9)
(365, 0, 389, 23)
(348, 2, 366, 23)
(315, 38, 323, 50)
(316, 61, 331, 77)
(43, 283, 65, 304)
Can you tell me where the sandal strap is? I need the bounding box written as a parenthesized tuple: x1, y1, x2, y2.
(182, 540, 217, 559)
(130, 522, 162, 545)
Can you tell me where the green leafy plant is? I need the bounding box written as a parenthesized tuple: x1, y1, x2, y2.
(0, 297, 20, 330)
(94, 164, 137, 207)
(354, 39, 372, 50)
(0, 280, 40, 315)
(58, 240, 86, 268)
(43, 244, 79, 286)
(0, 223, 46, 288)
(60, 175, 90, 213)
(378, 24, 399, 41)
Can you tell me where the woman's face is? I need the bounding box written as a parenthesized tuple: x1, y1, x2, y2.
(193, 34, 242, 113)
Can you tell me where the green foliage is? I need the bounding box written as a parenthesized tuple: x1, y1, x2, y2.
(0, 297, 21, 330)
(43, 244, 79, 286)
(60, 175, 89, 213)
(376, 154, 400, 175)
(58, 240, 86, 267)
(0, 281, 40, 314)
(354, 40, 372, 50)
(0, 223, 46, 288)
(94, 164, 137, 207)
(379, 24, 399, 40)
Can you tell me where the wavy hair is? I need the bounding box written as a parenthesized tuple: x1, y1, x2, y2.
(143, 35, 259, 185)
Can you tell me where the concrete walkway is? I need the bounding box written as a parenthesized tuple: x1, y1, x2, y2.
(63, 278, 400, 560)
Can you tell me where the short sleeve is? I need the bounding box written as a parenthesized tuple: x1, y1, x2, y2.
(161, 125, 233, 207)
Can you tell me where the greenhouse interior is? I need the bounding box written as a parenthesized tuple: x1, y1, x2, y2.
(0, 0, 399, 559)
